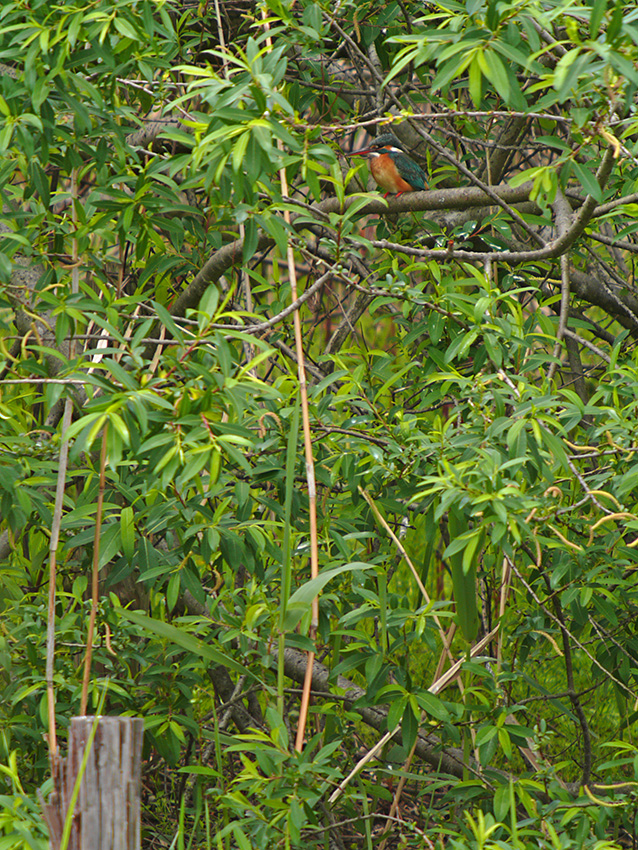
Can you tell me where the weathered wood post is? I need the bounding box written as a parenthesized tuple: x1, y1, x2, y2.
(41, 716, 144, 850)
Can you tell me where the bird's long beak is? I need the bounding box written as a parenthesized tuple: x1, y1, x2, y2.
(344, 146, 374, 156)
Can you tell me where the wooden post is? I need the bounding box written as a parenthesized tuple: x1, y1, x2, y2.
(41, 716, 144, 850)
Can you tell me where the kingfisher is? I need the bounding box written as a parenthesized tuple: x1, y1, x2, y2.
(344, 133, 428, 197)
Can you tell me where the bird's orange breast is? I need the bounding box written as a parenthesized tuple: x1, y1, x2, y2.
(370, 153, 414, 193)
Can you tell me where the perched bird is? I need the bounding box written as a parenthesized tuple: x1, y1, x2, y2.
(344, 133, 428, 197)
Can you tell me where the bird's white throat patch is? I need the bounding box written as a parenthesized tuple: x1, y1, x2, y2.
(371, 146, 401, 156)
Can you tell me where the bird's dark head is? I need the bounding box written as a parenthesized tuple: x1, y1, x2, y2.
(369, 133, 404, 151)
(345, 133, 404, 157)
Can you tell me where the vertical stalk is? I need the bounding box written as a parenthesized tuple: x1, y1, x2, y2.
(46, 399, 74, 758)
(278, 397, 300, 714)
(280, 171, 320, 751)
(80, 424, 108, 715)
(259, 2, 320, 751)
(46, 167, 80, 756)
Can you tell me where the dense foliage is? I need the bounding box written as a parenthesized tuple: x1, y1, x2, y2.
(3, 0, 638, 847)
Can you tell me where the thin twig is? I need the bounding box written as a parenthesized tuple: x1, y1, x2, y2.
(496, 555, 512, 670)
(562, 328, 611, 364)
(358, 487, 451, 649)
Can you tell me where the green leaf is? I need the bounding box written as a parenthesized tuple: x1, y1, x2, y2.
(152, 300, 185, 341)
(232, 130, 251, 173)
(383, 39, 431, 86)
(554, 49, 591, 102)
(402, 701, 418, 751)
(97, 523, 122, 570)
(478, 49, 510, 103)
(492, 39, 538, 72)
(447, 504, 479, 642)
(493, 782, 511, 821)
(120, 506, 135, 560)
(432, 53, 474, 92)
(113, 16, 140, 40)
(283, 562, 375, 630)
(589, 0, 607, 39)
(498, 727, 512, 759)
(260, 213, 289, 256)
(200, 284, 220, 317)
(167, 572, 180, 612)
(416, 691, 450, 721)
(64, 412, 107, 447)
(571, 160, 602, 201)
(469, 54, 483, 107)
(373, 360, 418, 403)
(475, 725, 498, 747)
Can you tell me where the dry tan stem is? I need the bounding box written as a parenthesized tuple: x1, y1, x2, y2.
(433, 623, 457, 682)
(496, 554, 512, 669)
(378, 738, 418, 850)
(358, 487, 451, 652)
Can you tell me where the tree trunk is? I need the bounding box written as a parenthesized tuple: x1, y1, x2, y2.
(41, 716, 144, 850)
